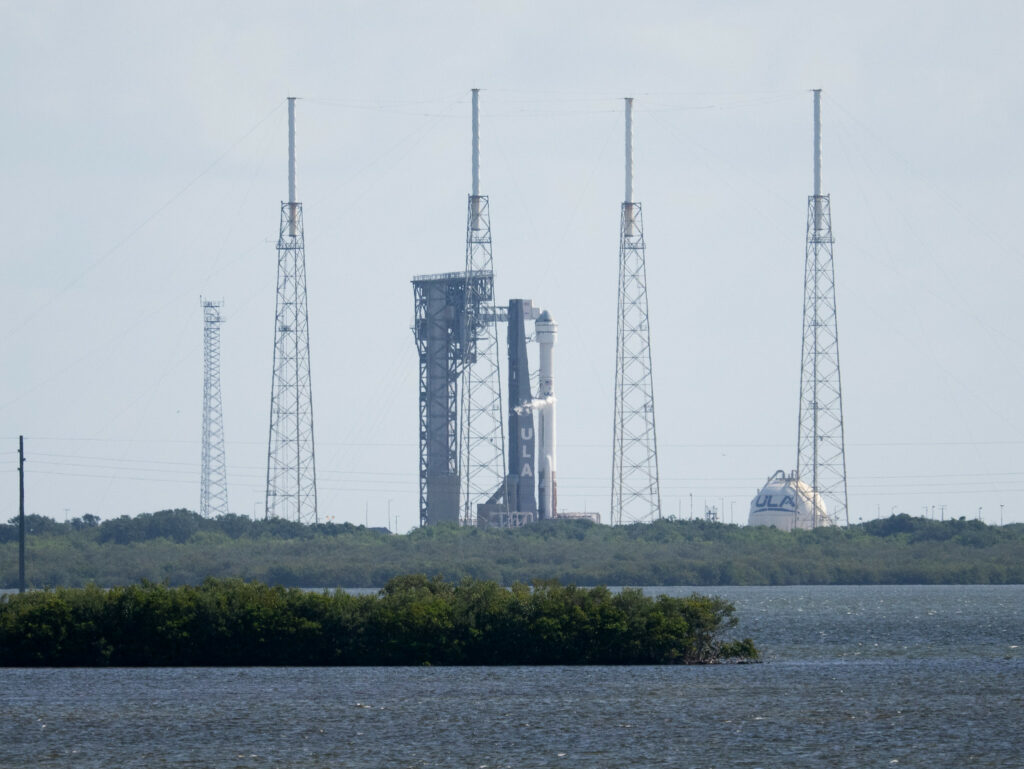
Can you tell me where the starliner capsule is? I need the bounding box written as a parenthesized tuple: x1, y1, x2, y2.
(536, 310, 558, 518)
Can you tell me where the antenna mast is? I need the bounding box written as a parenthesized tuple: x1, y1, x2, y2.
(459, 88, 508, 525)
(611, 97, 662, 525)
(266, 97, 318, 522)
(797, 89, 848, 525)
(201, 298, 229, 518)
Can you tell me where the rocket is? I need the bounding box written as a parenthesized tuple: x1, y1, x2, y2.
(536, 310, 557, 518)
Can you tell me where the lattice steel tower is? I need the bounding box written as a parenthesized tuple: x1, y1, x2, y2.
(796, 89, 848, 526)
(459, 88, 508, 525)
(611, 97, 662, 525)
(200, 298, 228, 518)
(265, 97, 318, 522)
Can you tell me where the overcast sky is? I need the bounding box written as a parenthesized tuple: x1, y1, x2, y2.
(3, 1, 1023, 529)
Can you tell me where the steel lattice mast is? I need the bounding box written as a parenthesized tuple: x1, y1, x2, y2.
(265, 97, 318, 522)
(200, 298, 228, 518)
(611, 97, 662, 525)
(459, 88, 508, 525)
(796, 89, 848, 526)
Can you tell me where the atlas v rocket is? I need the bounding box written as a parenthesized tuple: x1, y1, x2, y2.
(412, 90, 563, 527)
(536, 310, 558, 518)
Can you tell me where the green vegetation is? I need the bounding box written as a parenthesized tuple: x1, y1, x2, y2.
(0, 576, 757, 666)
(2, 510, 1022, 588)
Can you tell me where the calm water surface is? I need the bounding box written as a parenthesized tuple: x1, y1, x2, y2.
(1, 585, 1022, 768)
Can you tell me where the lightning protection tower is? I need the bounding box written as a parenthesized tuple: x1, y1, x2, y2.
(265, 97, 318, 523)
(611, 97, 662, 525)
(796, 89, 848, 526)
(200, 298, 229, 518)
(459, 88, 508, 525)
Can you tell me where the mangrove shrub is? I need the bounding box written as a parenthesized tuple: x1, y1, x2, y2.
(0, 576, 758, 666)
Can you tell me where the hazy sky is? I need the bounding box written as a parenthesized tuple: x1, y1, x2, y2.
(3, 1, 1024, 529)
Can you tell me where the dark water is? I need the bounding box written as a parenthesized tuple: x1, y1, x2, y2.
(2, 585, 1022, 768)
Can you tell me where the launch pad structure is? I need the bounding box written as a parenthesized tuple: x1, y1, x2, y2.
(412, 270, 500, 526)
(413, 89, 526, 528)
(408, 90, 848, 532)
(412, 280, 548, 528)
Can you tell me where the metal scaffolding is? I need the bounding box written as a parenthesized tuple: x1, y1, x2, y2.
(412, 270, 493, 526)
(459, 88, 508, 525)
(266, 97, 318, 523)
(200, 298, 228, 518)
(796, 89, 848, 526)
(611, 97, 662, 525)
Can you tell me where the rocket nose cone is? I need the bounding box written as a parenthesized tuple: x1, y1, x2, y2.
(537, 310, 553, 322)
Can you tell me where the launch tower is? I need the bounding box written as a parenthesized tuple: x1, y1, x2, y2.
(200, 298, 228, 518)
(611, 97, 662, 525)
(796, 89, 848, 525)
(412, 270, 495, 525)
(265, 97, 318, 523)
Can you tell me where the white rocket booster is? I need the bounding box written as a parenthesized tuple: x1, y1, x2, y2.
(536, 310, 557, 518)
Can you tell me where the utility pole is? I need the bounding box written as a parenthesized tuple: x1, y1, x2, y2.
(18, 435, 25, 593)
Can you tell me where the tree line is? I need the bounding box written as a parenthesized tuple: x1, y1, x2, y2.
(2, 510, 1022, 588)
(0, 576, 758, 666)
